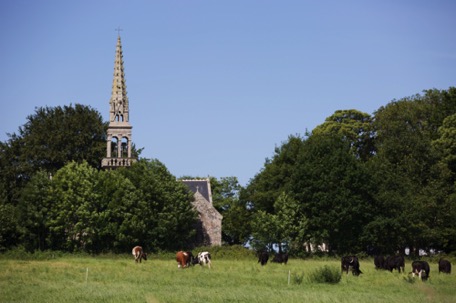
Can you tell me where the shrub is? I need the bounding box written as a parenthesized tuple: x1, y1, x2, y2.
(308, 265, 341, 284)
(292, 272, 304, 285)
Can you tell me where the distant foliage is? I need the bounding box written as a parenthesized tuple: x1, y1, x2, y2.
(201, 245, 255, 259)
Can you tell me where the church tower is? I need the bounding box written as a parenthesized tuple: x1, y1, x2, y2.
(101, 34, 136, 169)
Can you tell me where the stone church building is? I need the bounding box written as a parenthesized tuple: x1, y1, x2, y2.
(182, 179, 223, 246)
(101, 34, 222, 246)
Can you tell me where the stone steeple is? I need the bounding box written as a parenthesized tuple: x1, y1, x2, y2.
(101, 34, 136, 169)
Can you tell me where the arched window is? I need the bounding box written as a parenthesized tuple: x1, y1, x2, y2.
(121, 137, 128, 158)
(111, 137, 118, 158)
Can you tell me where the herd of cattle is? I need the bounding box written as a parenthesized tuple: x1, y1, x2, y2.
(341, 255, 452, 281)
(259, 251, 451, 281)
(131, 246, 212, 268)
(132, 246, 451, 281)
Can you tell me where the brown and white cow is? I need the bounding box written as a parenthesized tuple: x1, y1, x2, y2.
(132, 246, 147, 263)
(176, 251, 195, 268)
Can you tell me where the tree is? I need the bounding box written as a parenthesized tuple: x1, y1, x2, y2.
(368, 88, 456, 254)
(0, 104, 106, 206)
(210, 176, 251, 245)
(291, 133, 374, 254)
(242, 135, 306, 214)
(118, 159, 197, 251)
(18, 170, 52, 251)
(0, 201, 21, 251)
(46, 161, 101, 251)
(16, 104, 106, 172)
(250, 192, 308, 253)
(312, 109, 374, 160)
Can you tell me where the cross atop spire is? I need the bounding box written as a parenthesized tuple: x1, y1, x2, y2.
(115, 26, 123, 37)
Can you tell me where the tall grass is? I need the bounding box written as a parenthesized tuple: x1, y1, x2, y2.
(1, 256, 455, 303)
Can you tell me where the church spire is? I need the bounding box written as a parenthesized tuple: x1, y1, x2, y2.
(102, 32, 136, 169)
(109, 34, 129, 123)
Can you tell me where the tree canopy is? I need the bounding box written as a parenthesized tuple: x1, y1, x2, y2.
(2, 87, 456, 255)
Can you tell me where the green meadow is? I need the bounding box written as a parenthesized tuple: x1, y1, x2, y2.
(1, 256, 455, 303)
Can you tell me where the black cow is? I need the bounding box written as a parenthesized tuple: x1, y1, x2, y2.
(438, 258, 451, 274)
(257, 251, 269, 266)
(411, 260, 430, 281)
(385, 255, 405, 273)
(271, 252, 288, 264)
(374, 255, 385, 270)
(341, 256, 362, 276)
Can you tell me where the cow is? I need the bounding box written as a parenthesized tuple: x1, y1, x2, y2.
(271, 252, 289, 265)
(257, 251, 269, 266)
(197, 251, 212, 268)
(341, 256, 362, 276)
(411, 260, 430, 281)
(374, 255, 385, 270)
(176, 251, 195, 268)
(438, 258, 451, 274)
(132, 246, 147, 263)
(385, 255, 405, 273)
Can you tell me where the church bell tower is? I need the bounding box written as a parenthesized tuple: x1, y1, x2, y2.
(101, 33, 136, 169)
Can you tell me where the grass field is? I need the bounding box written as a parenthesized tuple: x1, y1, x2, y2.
(1, 255, 455, 303)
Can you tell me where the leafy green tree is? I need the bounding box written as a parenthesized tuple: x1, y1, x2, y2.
(432, 114, 456, 181)
(242, 135, 306, 214)
(291, 133, 374, 254)
(368, 88, 456, 254)
(46, 161, 101, 251)
(118, 159, 197, 251)
(15, 104, 106, 173)
(0, 201, 21, 251)
(0, 104, 106, 206)
(251, 192, 308, 252)
(40, 159, 197, 253)
(312, 109, 374, 160)
(18, 170, 52, 251)
(210, 176, 251, 245)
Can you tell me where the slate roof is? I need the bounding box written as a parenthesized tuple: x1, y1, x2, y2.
(181, 179, 212, 203)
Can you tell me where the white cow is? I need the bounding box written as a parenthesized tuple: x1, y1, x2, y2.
(197, 251, 212, 268)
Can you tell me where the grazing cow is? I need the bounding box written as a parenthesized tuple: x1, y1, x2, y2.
(374, 255, 385, 270)
(132, 246, 147, 263)
(197, 251, 212, 268)
(257, 251, 269, 266)
(438, 258, 451, 274)
(176, 251, 195, 268)
(271, 252, 289, 265)
(411, 260, 430, 281)
(385, 255, 405, 273)
(341, 256, 362, 276)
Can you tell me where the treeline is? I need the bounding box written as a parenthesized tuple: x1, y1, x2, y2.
(1, 88, 456, 256)
(0, 105, 198, 253)
(235, 87, 456, 256)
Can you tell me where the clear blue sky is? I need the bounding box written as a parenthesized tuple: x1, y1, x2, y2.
(1, 0, 455, 186)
